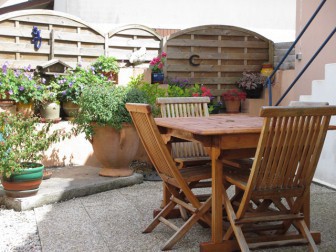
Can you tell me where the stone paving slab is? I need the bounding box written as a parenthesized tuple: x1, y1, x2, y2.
(0, 166, 143, 211)
(33, 182, 336, 252)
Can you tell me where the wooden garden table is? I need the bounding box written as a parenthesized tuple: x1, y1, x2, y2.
(155, 114, 323, 251)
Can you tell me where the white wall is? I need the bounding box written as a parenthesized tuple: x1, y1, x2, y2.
(54, 0, 296, 42)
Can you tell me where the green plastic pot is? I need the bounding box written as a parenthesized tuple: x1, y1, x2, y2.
(5, 162, 44, 182)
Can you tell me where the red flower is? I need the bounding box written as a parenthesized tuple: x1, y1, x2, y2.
(221, 89, 246, 101)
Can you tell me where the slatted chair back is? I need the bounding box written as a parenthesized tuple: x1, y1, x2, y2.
(157, 97, 210, 118)
(246, 106, 335, 207)
(156, 97, 210, 165)
(126, 103, 213, 250)
(224, 105, 336, 251)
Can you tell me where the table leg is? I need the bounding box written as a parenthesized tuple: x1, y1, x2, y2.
(212, 157, 223, 243)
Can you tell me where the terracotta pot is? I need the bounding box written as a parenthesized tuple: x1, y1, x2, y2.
(224, 100, 241, 113)
(62, 101, 80, 118)
(102, 71, 118, 83)
(0, 100, 16, 114)
(17, 102, 34, 117)
(91, 123, 139, 177)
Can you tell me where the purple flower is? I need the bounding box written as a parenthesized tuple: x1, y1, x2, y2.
(24, 64, 31, 71)
(68, 82, 73, 88)
(14, 70, 20, 78)
(8, 90, 13, 95)
(2, 63, 7, 74)
(41, 78, 46, 84)
(19, 86, 24, 91)
(37, 85, 42, 90)
(62, 91, 67, 96)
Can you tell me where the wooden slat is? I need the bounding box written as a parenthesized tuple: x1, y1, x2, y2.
(168, 52, 269, 60)
(108, 39, 160, 48)
(167, 64, 261, 72)
(167, 39, 268, 48)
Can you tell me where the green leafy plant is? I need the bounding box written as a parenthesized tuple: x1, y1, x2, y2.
(128, 74, 166, 116)
(237, 72, 266, 90)
(0, 112, 67, 177)
(91, 55, 120, 83)
(57, 65, 108, 104)
(72, 84, 148, 140)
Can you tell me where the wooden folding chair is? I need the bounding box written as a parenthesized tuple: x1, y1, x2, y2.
(126, 103, 213, 250)
(222, 105, 336, 251)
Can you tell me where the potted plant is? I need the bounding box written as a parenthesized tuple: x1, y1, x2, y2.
(72, 84, 148, 177)
(0, 62, 41, 115)
(35, 78, 62, 121)
(221, 89, 246, 113)
(57, 65, 108, 118)
(149, 51, 167, 84)
(0, 112, 65, 197)
(0, 62, 17, 113)
(91, 55, 120, 83)
(236, 71, 266, 98)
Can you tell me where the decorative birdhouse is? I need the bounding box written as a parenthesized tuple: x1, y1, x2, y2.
(36, 59, 72, 83)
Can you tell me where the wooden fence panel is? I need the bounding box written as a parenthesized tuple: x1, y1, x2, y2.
(0, 10, 105, 68)
(164, 25, 274, 98)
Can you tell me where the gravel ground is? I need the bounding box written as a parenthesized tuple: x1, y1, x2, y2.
(0, 162, 150, 252)
(0, 206, 41, 252)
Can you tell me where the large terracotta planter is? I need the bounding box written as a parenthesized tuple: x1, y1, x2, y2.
(91, 123, 139, 177)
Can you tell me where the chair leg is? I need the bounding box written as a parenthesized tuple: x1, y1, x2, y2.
(295, 219, 318, 251)
(161, 197, 212, 251)
(143, 201, 176, 233)
(222, 186, 250, 251)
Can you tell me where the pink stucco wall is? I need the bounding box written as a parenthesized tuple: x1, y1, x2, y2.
(292, 0, 336, 101)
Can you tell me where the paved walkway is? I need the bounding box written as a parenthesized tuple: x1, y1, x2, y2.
(1, 166, 336, 251)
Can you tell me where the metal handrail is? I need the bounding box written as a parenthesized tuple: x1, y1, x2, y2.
(275, 27, 336, 106)
(267, 0, 327, 106)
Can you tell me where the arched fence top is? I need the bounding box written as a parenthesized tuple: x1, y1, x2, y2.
(107, 24, 162, 65)
(167, 24, 272, 43)
(0, 9, 105, 36)
(108, 24, 162, 40)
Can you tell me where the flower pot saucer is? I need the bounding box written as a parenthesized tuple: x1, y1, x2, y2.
(4, 188, 39, 198)
(40, 117, 62, 123)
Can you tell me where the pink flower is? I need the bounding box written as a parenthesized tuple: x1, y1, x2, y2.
(149, 52, 167, 73)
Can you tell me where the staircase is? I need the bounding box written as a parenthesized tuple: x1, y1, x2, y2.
(299, 63, 336, 189)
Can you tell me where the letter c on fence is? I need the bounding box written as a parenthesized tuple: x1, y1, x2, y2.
(189, 54, 200, 66)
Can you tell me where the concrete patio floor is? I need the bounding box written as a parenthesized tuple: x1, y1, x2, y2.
(1, 166, 336, 251)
